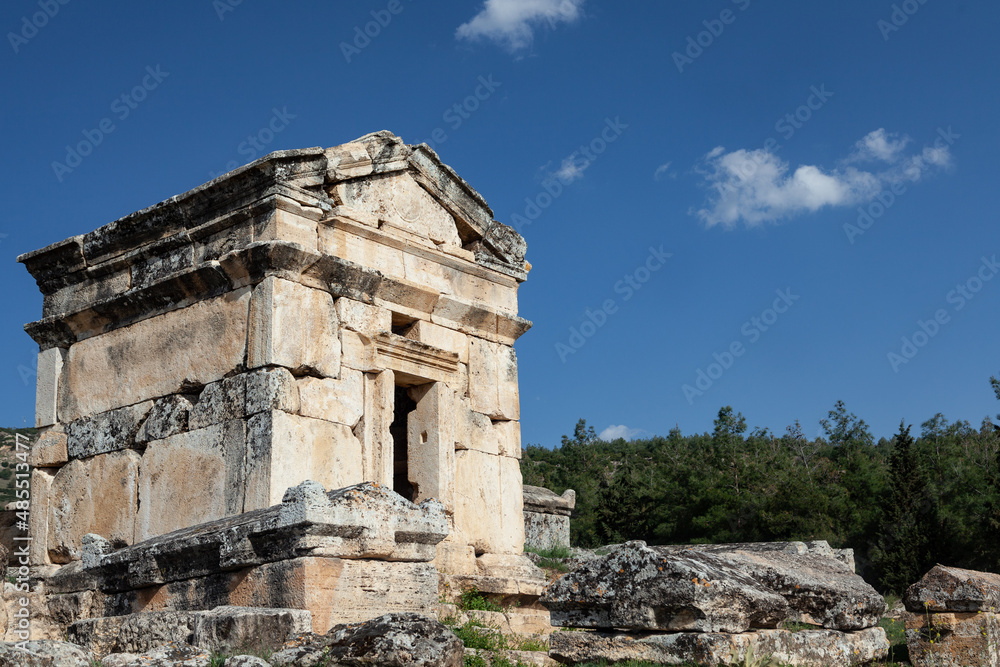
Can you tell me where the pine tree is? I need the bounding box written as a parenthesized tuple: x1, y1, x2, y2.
(871, 421, 931, 593)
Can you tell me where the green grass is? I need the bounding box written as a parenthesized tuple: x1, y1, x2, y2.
(459, 587, 504, 613)
(525, 544, 572, 559)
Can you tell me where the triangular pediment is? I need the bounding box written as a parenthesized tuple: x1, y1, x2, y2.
(324, 131, 527, 280)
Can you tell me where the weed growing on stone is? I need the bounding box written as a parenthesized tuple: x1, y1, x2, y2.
(459, 587, 504, 613)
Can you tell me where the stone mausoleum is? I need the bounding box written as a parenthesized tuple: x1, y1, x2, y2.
(19, 131, 542, 633)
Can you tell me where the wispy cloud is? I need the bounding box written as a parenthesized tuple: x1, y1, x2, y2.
(554, 154, 588, 183)
(599, 424, 646, 441)
(457, 0, 584, 51)
(653, 162, 674, 181)
(695, 128, 952, 228)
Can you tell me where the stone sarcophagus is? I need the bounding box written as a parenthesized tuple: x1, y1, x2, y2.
(19, 131, 531, 581)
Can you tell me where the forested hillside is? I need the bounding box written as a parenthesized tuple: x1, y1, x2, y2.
(521, 378, 1000, 595)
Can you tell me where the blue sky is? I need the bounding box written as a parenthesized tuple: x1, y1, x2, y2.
(2, 0, 999, 445)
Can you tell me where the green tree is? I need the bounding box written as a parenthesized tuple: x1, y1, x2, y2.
(870, 421, 931, 593)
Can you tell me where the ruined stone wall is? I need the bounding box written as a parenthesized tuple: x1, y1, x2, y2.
(20, 133, 531, 574)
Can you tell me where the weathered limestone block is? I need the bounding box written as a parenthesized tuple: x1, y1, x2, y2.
(335, 297, 391, 336)
(549, 627, 889, 666)
(48, 451, 140, 563)
(455, 449, 525, 555)
(433, 542, 478, 576)
(544, 543, 789, 633)
(905, 564, 1000, 613)
(29, 468, 55, 566)
(268, 612, 464, 667)
(255, 198, 320, 252)
(454, 398, 497, 455)
(524, 512, 570, 551)
(99, 644, 212, 666)
(408, 383, 456, 510)
(334, 171, 463, 248)
(905, 610, 1000, 667)
(65, 401, 152, 459)
(542, 541, 885, 633)
(86, 482, 447, 585)
(35, 347, 66, 427)
(244, 367, 299, 415)
(248, 277, 340, 378)
(340, 329, 379, 371)
(296, 370, 364, 427)
(188, 375, 246, 430)
(68, 606, 312, 659)
(405, 320, 469, 363)
(58, 288, 251, 422)
(136, 420, 246, 541)
(0, 639, 92, 666)
(31, 428, 68, 468)
(130, 239, 195, 289)
(357, 370, 393, 486)
(523, 486, 575, 516)
(245, 411, 363, 510)
(135, 395, 192, 444)
(468, 337, 519, 420)
(499, 455, 526, 554)
(495, 419, 522, 459)
(665, 542, 885, 629)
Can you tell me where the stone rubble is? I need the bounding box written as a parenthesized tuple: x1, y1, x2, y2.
(904, 564, 1000, 667)
(541, 540, 889, 666)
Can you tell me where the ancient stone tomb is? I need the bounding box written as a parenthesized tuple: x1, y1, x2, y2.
(19, 131, 531, 583)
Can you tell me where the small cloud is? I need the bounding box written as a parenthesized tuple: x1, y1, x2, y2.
(553, 153, 588, 183)
(695, 129, 952, 228)
(456, 0, 584, 52)
(599, 424, 646, 441)
(848, 128, 910, 163)
(653, 162, 674, 181)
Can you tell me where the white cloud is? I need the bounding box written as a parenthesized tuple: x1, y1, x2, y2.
(653, 161, 674, 181)
(456, 0, 584, 51)
(598, 424, 645, 441)
(695, 129, 952, 228)
(848, 128, 910, 163)
(553, 154, 588, 183)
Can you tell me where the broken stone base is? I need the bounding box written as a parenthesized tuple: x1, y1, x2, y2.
(29, 481, 448, 638)
(904, 611, 1000, 667)
(68, 606, 311, 659)
(548, 626, 889, 666)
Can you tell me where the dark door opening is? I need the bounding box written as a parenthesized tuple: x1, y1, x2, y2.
(390, 386, 417, 501)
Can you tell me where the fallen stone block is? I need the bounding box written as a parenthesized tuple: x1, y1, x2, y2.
(542, 541, 884, 633)
(904, 610, 1000, 667)
(905, 564, 1000, 613)
(268, 613, 464, 667)
(548, 626, 889, 666)
(68, 606, 311, 659)
(99, 643, 212, 667)
(0, 640, 92, 666)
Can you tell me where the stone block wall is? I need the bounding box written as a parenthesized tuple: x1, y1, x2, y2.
(20, 132, 532, 573)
